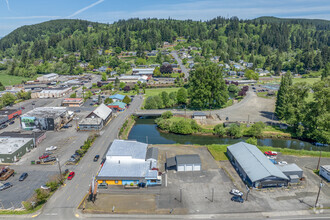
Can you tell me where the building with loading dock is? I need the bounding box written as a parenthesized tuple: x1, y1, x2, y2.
(96, 140, 161, 186)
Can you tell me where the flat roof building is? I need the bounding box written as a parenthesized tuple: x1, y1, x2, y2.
(227, 142, 289, 188)
(31, 87, 72, 99)
(97, 140, 161, 186)
(78, 118, 103, 131)
(20, 107, 71, 131)
(62, 98, 84, 107)
(0, 137, 34, 163)
(0, 131, 46, 146)
(132, 68, 155, 75)
(37, 73, 59, 82)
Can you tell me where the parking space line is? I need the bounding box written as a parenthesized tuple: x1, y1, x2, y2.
(67, 195, 71, 201)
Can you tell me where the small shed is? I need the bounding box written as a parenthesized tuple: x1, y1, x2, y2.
(192, 112, 206, 120)
(320, 165, 330, 181)
(176, 154, 201, 172)
(276, 163, 303, 179)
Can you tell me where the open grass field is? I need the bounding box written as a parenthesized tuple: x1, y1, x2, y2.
(292, 77, 321, 85)
(0, 71, 39, 86)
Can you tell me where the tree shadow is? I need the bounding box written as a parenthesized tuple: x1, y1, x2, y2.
(259, 111, 278, 120)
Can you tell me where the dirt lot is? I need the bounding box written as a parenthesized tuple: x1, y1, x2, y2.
(82, 145, 330, 215)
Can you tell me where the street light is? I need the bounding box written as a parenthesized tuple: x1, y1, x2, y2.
(314, 180, 324, 208)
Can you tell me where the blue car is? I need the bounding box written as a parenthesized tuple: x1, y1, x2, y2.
(231, 195, 244, 203)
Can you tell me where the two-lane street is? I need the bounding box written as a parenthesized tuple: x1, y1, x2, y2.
(35, 95, 143, 220)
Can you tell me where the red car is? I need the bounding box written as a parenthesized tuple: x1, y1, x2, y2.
(39, 154, 49, 160)
(264, 151, 278, 156)
(67, 172, 75, 180)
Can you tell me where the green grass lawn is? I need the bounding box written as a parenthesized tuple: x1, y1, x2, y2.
(0, 71, 39, 86)
(207, 145, 229, 161)
(292, 77, 321, 85)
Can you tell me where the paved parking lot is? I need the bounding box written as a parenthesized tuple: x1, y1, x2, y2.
(90, 145, 330, 215)
(0, 170, 57, 209)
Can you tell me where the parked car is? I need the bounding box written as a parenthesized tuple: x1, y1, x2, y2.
(46, 146, 57, 151)
(39, 154, 49, 160)
(231, 195, 244, 203)
(21, 107, 25, 110)
(278, 161, 288, 165)
(19, 173, 28, 181)
(74, 110, 81, 113)
(94, 155, 100, 162)
(264, 151, 278, 156)
(0, 182, 13, 191)
(98, 182, 108, 189)
(230, 189, 243, 197)
(9, 121, 15, 125)
(67, 172, 75, 180)
(43, 156, 56, 163)
(62, 125, 69, 129)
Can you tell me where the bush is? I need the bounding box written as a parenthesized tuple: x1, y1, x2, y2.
(22, 201, 33, 211)
(213, 124, 227, 137)
(46, 181, 59, 192)
(170, 120, 193, 134)
(190, 120, 201, 132)
(161, 111, 173, 119)
(246, 137, 258, 145)
(247, 122, 265, 137)
(145, 96, 158, 109)
(227, 124, 242, 138)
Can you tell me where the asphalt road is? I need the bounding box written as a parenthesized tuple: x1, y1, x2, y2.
(34, 95, 143, 220)
(171, 51, 189, 79)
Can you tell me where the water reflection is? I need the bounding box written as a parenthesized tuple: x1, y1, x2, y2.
(128, 119, 329, 151)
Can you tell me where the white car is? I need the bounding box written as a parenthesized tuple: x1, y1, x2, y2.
(278, 161, 288, 165)
(230, 189, 243, 197)
(45, 146, 57, 151)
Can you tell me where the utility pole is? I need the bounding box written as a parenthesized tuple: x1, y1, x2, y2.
(180, 188, 182, 203)
(211, 188, 214, 202)
(246, 185, 250, 201)
(56, 157, 62, 184)
(314, 180, 323, 208)
(316, 151, 322, 171)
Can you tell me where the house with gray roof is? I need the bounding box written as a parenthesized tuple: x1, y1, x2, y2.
(227, 142, 289, 188)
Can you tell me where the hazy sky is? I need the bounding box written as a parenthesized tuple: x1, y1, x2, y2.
(0, 0, 329, 36)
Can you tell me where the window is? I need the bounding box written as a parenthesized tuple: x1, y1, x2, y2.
(115, 180, 118, 184)
(151, 180, 156, 183)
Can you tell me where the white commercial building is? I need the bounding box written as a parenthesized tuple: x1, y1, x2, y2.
(37, 73, 59, 82)
(320, 165, 330, 181)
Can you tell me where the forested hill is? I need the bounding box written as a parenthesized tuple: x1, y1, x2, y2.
(0, 16, 329, 77)
(253, 16, 330, 30)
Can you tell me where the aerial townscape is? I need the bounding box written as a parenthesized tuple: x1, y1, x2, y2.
(0, 1, 329, 220)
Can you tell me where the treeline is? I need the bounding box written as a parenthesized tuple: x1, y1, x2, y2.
(144, 88, 187, 109)
(0, 17, 329, 76)
(275, 69, 330, 144)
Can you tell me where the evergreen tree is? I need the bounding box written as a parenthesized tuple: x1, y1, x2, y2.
(275, 71, 292, 119)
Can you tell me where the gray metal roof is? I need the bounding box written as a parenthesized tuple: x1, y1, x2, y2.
(166, 157, 176, 167)
(146, 147, 158, 160)
(176, 154, 201, 165)
(97, 160, 149, 178)
(275, 163, 303, 173)
(321, 165, 330, 172)
(227, 142, 289, 182)
(92, 104, 112, 121)
(107, 139, 148, 160)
